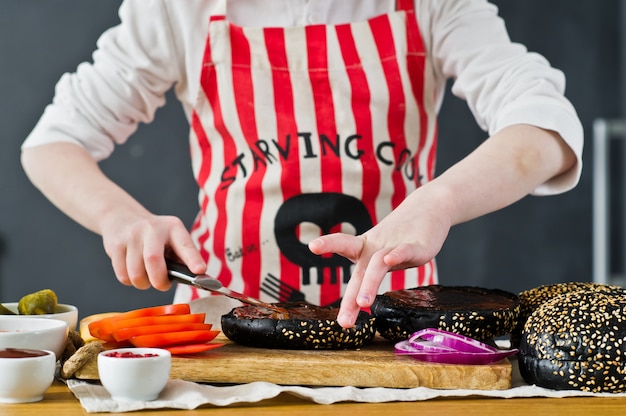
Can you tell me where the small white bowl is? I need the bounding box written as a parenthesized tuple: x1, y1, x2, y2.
(98, 348, 171, 401)
(1, 303, 79, 330)
(0, 317, 69, 359)
(0, 348, 56, 403)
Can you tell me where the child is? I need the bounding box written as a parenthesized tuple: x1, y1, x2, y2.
(21, 0, 582, 328)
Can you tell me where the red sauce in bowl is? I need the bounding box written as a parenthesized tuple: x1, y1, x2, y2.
(104, 351, 159, 358)
(0, 348, 49, 358)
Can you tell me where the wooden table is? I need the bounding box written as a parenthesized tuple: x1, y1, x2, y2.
(2, 381, 626, 416)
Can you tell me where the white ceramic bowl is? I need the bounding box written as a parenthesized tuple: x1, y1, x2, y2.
(98, 348, 171, 401)
(0, 317, 69, 359)
(1, 303, 79, 330)
(0, 348, 56, 403)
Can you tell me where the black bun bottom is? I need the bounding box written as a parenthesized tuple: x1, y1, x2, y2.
(519, 290, 626, 392)
(519, 354, 626, 392)
(221, 302, 376, 350)
(371, 285, 520, 342)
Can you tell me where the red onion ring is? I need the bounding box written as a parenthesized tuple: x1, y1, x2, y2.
(410, 328, 499, 353)
(394, 328, 518, 365)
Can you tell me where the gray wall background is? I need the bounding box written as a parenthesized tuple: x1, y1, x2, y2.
(0, 1, 620, 319)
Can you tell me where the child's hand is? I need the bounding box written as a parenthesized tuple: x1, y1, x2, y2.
(308, 189, 452, 328)
(101, 212, 206, 291)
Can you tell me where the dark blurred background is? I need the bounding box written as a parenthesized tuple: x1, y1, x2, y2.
(0, 1, 620, 319)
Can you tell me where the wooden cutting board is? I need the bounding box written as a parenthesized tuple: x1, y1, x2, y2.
(73, 334, 512, 390)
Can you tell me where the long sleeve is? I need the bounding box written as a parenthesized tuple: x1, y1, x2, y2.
(22, 0, 186, 161)
(421, 0, 583, 195)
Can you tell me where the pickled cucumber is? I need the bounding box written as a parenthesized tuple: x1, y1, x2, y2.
(17, 289, 58, 315)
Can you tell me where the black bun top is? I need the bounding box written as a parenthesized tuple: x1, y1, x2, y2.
(521, 290, 626, 362)
(511, 282, 623, 348)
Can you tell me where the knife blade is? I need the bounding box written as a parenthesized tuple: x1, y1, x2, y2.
(166, 260, 288, 316)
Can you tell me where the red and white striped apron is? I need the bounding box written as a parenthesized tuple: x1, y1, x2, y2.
(175, 0, 439, 306)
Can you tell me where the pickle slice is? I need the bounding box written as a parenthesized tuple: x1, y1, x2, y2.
(17, 289, 58, 315)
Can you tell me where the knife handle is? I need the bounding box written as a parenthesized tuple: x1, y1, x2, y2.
(165, 259, 196, 284)
(165, 259, 193, 275)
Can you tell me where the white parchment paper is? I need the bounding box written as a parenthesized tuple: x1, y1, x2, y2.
(66, 367, 626, 414)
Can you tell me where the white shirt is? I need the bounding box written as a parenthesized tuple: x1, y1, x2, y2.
(23, 0, 583, 195)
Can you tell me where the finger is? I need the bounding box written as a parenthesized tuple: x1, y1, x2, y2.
(383, 243, 431, 270)
(356, 250, 390, 308)
(336, 292, 363, 329)
(336, 262, 367, 328)
(125, 238, 151, 290)
(143, 236, 172, 292)
(308, 233, 364, 262)
(105, 241, 131, 286)
(170, 227, 206, 275)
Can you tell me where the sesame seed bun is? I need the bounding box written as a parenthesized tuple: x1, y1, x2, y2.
(220, 302, 376, 350)
(519, 289, 626, 392)
(511, 282, 622, 348)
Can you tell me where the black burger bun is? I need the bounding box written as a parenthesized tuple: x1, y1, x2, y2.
(511, 282, 623, 348)
(221, 302, 376, 350)
(370, 285, 520, 342)
(519, 289, 626, 392)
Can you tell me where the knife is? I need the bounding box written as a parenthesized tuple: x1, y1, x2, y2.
(166, 260, 287, 315)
